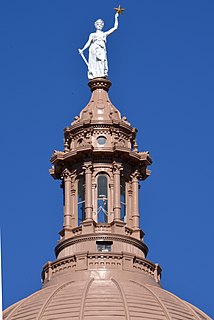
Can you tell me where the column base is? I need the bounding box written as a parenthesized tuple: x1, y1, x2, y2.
(111, 220, 126, 235)
(132, 228, 144, 240)
(81, 219, 96, 234)
(59, 227, 73, 240)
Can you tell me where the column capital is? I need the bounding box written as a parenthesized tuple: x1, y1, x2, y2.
(131, 170, 141, 181)
(112, 161, 123, 174)
(83, 162, 93, 173)
(61, 168, 72, 181)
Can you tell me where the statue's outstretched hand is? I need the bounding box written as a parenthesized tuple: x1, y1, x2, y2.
(115, 12, 119, 18)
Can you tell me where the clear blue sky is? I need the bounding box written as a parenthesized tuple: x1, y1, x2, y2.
(1, 0, 214, 317)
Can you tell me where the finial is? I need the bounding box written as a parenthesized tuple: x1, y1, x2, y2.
(133, 140, 139, 152)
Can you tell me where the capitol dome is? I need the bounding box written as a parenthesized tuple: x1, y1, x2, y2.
(4, 272, 209, 320)
(3, 79, 211, 320)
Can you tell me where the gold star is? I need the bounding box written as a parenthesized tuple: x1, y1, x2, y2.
(114, 5, 125, 15)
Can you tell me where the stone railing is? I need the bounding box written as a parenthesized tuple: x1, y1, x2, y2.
(42, 252, 161, 285)
(42, 256, 76, 283)
(133, 257, 161, 283)
(125, 227, 132, 236)
(72, 226, 82, 236)
(95, 223, 112, 233)
(59, 223, 136, 240)
(88, 253, 122, 270)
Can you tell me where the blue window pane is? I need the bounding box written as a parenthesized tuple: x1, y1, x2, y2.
(120, 178, 126, 220)
(78, 176, 85, 223)
(97, 175, 108, 222)
(97, 136, 107, 145)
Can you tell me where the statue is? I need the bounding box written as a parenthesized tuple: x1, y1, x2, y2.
(78, 6, 125, 79)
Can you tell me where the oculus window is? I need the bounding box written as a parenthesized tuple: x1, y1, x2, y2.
(97, 136, 107, 145)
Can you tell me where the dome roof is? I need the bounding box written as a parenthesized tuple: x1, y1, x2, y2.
(4, 276, 210, 320)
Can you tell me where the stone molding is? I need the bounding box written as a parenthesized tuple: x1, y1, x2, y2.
(55, 232, 148, 257)
(88, 77, 112, 92)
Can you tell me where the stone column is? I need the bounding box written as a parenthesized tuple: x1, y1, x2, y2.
(113, 162, 122, 220)
(61, 168, 72, 228)
(83, 163, 93, 220)
(131, 170, 140, 229)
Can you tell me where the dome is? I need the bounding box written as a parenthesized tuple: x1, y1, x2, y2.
(3, 274, 210, 320)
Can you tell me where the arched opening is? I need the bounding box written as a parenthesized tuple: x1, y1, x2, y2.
(78, 175, 85, 224)
(97, 174, 108, 223)
(120, 178, 126, 221)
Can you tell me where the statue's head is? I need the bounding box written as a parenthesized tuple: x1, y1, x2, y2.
(94, 19, 104, 31)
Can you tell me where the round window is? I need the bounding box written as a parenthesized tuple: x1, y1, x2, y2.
(97, 136, 107, 145)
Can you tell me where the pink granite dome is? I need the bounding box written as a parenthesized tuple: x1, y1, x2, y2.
(4, 277, 210, 320)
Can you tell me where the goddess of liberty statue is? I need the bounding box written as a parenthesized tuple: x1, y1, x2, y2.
(78, 12, 120, 79)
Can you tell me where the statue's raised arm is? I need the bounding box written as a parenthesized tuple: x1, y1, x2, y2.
(78, 8, 124, 80)
(105, 13, 119, 36)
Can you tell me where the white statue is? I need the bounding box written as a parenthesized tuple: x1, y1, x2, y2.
(79, 12, 119, 79)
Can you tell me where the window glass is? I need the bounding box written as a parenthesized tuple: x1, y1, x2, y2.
(97, 174, 108, 222)
(97, 136, 107, 145)
(78, 175, 85, 224)
(120, 178, 126, 220)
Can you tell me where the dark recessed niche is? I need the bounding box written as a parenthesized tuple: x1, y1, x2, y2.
(96, 240, 113, 252)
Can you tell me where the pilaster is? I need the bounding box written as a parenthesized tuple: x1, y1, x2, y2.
(83, 162, 93, 220)
(112, 162, 122, 221)
(61, 168, 73, 238)
(131, 170, 141, 239)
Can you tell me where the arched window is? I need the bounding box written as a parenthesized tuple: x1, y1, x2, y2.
(78, 175, 85, 224)
(120, 178, 126, 221)
(97, 174, 108, 223)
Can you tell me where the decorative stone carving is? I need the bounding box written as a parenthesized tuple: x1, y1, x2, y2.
(61, 168, 72, 181)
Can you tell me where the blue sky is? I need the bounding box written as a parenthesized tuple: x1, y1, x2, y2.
(1, 0, 214, 317)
